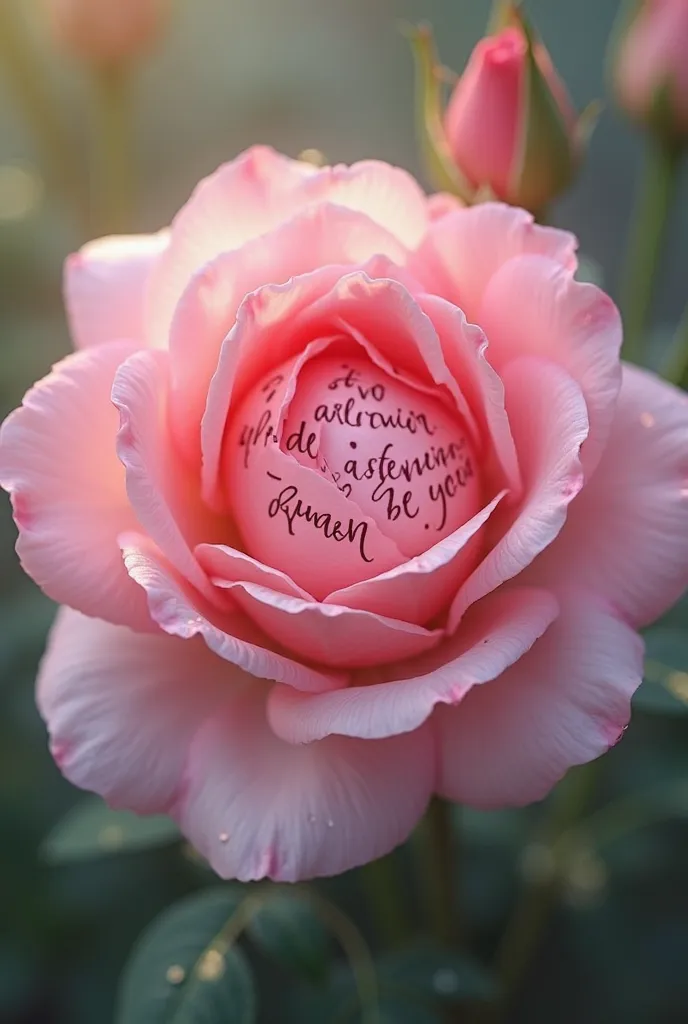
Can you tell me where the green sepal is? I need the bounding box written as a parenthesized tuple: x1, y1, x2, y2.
(405, 23, 474, 201)
(507, 7, 576, 212)
(487, 0, 522, 35)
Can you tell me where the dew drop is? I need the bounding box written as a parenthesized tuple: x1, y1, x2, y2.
(219, 832, 229, 843)
(166, 964, 186, 985)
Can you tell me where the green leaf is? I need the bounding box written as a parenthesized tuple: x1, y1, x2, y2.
(405, 23, 474, 200)
(635, 627, 688, 716)
(377, 942, 498, 1005)
(42, 797, 181, 863)
(116, 887, 257, 1024)
(246, 889, 330, 983)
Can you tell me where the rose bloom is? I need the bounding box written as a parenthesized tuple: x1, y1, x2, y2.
(47, 0, 168, 65)
(444, 26, 577, 208)
(2, 147, 688, 881)
(613, 0, 688, 142)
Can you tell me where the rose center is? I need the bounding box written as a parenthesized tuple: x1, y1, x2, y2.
(224, 349, 482, 598)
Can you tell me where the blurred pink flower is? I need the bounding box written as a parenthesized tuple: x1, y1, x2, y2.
(444, 25, 578, 210)
(613, 0, 688, 143)
(2, 147, 688, 880)
(47, 0, 168, 65)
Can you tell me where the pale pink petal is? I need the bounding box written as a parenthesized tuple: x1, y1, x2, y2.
(64, 231, 169, 350)
(324, 491, 506, 624)
(111, 349, 228, 602)
(479, 254, 622, 476)
(427, 193, 464, 220)
(169, 206, 406, 469)
(147, 146, 427, 348)
(527, 364, 688, 628)
(176, 685, 434, 881)
(411, 203, 577, 319)
(437, 588, 643, 807)
(197, 544, 315, 601)
(216, 581, 443, 668)
(37, 607, 228, 813)
(267, 587, 557, 742)
(449, 357, 588, 629)
(419, 295, 521, 497)
(121, 535, 344, 692)
(0, 342, 151, 629)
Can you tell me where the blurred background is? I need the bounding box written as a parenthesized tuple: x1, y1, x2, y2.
(1, 1, 688, 1022)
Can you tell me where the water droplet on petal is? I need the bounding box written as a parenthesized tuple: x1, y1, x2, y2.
(219, 832, 229, 843)
(326, 819, 334, 828)
(640, 412, 655, 428)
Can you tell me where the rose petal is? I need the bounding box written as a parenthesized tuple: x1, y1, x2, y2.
(411, 203, 576, 319)
(437, 588, 643, 807)
(324, 490, 506, 624)
(169, 206, 408, 468)
(147, 146, 427, 348)
(175, 685, 434, 882)
(64, 231, 169, 350)
(37, 607, 227, 812)
(267, 586, 557, 741)
(121, 535, 344, 691)
(449, 357, 589, 629)
(479, 254, 622, 476)
(112, 349, 228, 602)
(0, 342, 151, 629)
(197, 543, 315, 601)
(527, 363, 688, 628)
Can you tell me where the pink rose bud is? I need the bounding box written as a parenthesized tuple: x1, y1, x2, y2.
(47, 0, 168, 65)
(410, 6, 591, 213)
(612, 0, 688, 145)
(225, 353, 482, 600)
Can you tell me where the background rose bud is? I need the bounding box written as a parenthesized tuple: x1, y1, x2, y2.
(443, 23, 579, 212)
(612, 0, 688, 144)
(46, 0, 168, 66)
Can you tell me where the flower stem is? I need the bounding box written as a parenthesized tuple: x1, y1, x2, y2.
(0, 0, 86, 225)
(92, 62, 136, 234)
(659, 301, 688, 387)
(416, 797, 459, 946)
(360, 852, 413, 948)
(619, 139, 682, 365)
(493, 762, 600, 1013)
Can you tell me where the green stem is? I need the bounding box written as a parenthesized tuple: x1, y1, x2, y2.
(360, 852, 413, 948)
(0, 0, 86, 225)
(659, 301, 688, 387)
(416, 797, 459, 946)
(92, 62, 136, 234)
(619, 139, 681, 365)
(493, 762, 600, 1014)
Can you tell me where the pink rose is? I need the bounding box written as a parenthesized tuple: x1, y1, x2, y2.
(444, 25, 578, 210)
(2, 147, 688, 881)
(46, 0, 168, 65)
(612, 0, 688, 143)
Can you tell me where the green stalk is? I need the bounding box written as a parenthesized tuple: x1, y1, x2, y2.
(493, 763, 600, 1014)
(360, 852, 413, 948)
(415, 797, 460, 946)
(619, 139, 681, 364)
(92, 62, 136, 234)
(0, 0, 86, 225)
(659, 301, 688, 387)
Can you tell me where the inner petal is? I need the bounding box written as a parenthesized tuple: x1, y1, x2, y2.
(223, 344, 482, 597)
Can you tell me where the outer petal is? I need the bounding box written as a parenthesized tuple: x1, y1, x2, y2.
(212, 582, 444, 669)
(147, 146, 427, 348)
(64, 231, 169, 350)
(121, 536, 344, 692)
(0, 342, 151, 630)
(478, 254, 622, 476)
(527, 364, 688, 628)
(410, 203, 576, 320)
(37, 607, 227, 813)
(437, 588, 644, 807)
(267, 586, 557, 742)
(176, 686, 435, 882)
(449, 357, 588, 628)
(112, 348, 229, 602)
(168, 205, 406, 468)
